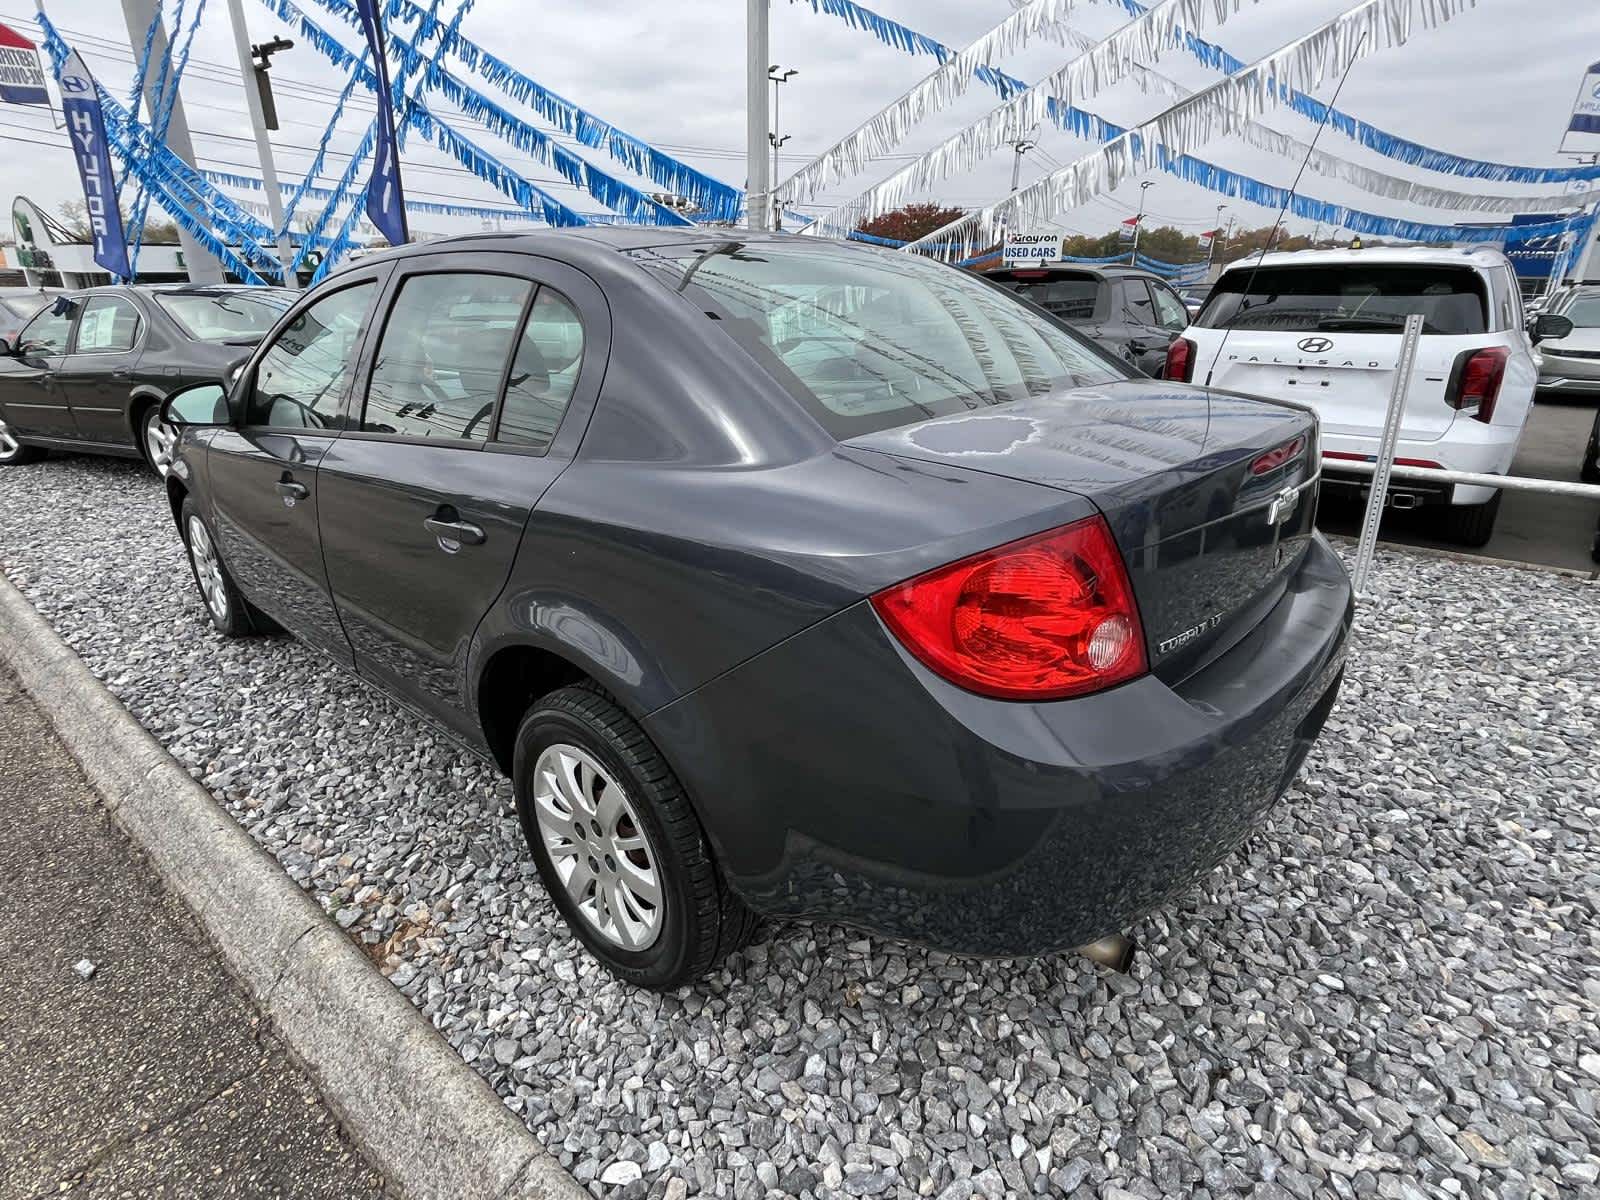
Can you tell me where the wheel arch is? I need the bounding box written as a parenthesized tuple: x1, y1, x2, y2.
(127, 385, 166, 465)
(475, 641, 595, 776)
(165, 473, 188, 533)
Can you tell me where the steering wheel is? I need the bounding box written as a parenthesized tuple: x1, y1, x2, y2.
(461, 401, 496, 441)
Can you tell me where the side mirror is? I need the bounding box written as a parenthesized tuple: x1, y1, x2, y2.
(0, 338, 11, 356)
(160, 382, 231, 429)
(1530, 313, 1574, 344)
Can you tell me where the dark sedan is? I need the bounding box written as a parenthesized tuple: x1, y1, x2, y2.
(986, 263, 1193, 374)
(0, 284, 295, 473)
(158, 230, 1351, 989)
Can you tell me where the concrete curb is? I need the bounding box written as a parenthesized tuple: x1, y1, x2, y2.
(0, 572, 584, 1200)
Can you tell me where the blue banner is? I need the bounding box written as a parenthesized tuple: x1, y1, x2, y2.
(54, 49, 130, 280)
(353, 0, 408, 247)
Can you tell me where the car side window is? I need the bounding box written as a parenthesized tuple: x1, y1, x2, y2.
(17, 302, 75, 354)
(74, 296, 140, 353)
(496, 287, 584, 451)
(362, 273, 532, 443)
(247, 282, 375, 430)
(1122, 280, 1158, 326)
(1150, 284, 1189, 331)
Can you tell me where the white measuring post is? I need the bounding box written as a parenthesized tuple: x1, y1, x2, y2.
(1351, 312, 1425, 596)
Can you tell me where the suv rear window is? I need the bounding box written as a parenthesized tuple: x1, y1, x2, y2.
(988, 271, 1100, 321)
(1198, 264, 1488, 335)
(629, 242, 1123, 440)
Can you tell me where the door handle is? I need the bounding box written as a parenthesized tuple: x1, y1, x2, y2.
(276, 479, 309, 501)
(424, 516, 485, 547)
(109, 368, 131, 381)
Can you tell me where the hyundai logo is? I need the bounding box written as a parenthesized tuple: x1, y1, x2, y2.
(1296, 336, 1334, 353)
(1592, 82, 1600, 100)
(60, 76, 88, 93)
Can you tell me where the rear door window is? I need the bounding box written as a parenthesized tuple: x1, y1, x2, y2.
(73, 296, 140, 353)
(361, 272, 532, 443)
(496, 287, 584, 452)
(1149, 283, 1190, 331)
(1198, 264, 1488, 335)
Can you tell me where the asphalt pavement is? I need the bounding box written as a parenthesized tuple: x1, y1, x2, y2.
(1316, 390, 1600, 572)
(0, 664, 388, 1200)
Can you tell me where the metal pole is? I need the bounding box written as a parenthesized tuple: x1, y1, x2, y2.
(1351, 313, 1424, 595)
(746, 0, 770, 232)
(224, 0, 296, 287)
(118, 0, 224, 282)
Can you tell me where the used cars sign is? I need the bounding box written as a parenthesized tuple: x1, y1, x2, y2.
(1003, 232, 1064, 266)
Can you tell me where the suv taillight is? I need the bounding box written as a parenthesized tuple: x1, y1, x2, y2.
(1163, 337, 1196, 382)
(1448, 347, 1508, 423)
(870, 516, 1147, 701)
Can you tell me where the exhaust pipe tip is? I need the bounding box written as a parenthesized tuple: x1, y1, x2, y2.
(1077, 933, 1137, 973)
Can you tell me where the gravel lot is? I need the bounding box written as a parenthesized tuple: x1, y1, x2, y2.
(3, 454, 1598, 1200)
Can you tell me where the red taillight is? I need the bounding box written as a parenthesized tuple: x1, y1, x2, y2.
(1162, 337, 1196, 382)
(1448, 347, 1508, 423)
(870, 516, 1147, 701)
(1322, 451, 1443, 469)
(1250, 435, 1306, 476)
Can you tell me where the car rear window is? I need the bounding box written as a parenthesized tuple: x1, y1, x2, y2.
(157, 291, 295, 341)
(987, 271, 1100, 321)
(628, 241, 1124, 439)
(1197, 264, 1489, 335)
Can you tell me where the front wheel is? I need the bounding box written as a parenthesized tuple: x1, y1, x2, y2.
(0, 417, 45, 466)
(180, 498, 256, 637)
(1435, 490, 1502, 548)
(513, 686, 758, 989)
(141, 406, 177, 478)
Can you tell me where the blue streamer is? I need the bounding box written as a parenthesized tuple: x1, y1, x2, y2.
(795, 0, 1600, 187)
(259, 0, 590, 233)
(799, 0, 1599, 247)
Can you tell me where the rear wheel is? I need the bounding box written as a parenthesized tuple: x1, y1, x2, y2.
(513, 685, 757, 989)
(0, 418, 45, 466)
(1435, 490, 1502, 548)
(140, 406, 177, 478)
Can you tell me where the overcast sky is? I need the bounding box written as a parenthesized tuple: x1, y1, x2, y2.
(3, 0, 1599, 244)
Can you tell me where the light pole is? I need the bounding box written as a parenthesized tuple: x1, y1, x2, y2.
(1207, 204, 1226, 270)
(1130, 181, 1152, 264)
(224, 0, 297, 287)
(769, 65, 797, 230)
(746, 0, 770, 231)
(1008, 127, 1036, 193)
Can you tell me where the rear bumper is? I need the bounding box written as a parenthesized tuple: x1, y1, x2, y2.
(648, 534, 1353, 957)
(1321, 425, 1518, 507)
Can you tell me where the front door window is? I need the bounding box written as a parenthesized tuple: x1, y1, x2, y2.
(247, 283, 375, 429)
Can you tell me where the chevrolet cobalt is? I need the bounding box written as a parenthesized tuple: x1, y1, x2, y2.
(159, 231, 1352, 989)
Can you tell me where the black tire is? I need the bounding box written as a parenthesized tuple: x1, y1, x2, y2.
(1435, 490, 1501, 548)
(513, 685, 757, 989)
(179, 497, 258, 637)
(1581, 412, 1600, 484)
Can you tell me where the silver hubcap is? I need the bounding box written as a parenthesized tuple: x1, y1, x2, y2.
(0, 418, 18, 459)
(187, 516, 229, 622)
(532, 743, 663, 951)
(144, 412, 176, 478)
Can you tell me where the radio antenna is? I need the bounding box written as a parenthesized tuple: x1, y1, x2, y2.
(1202, 29, 1372, 387)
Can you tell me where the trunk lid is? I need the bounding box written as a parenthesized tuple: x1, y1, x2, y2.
(1193, 329, 1474, 442)
(845, 378, 1319, 681)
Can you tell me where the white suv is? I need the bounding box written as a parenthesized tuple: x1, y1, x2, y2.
(1164, 247, 1560, 546)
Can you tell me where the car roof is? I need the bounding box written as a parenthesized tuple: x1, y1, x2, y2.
(1218, 245, 1513, 275)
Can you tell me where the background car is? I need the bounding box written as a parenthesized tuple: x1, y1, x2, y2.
(0, 283, 295, 473)
(1167, 246, 1561, 546)
(159, 230, 1350, 990)
(984, 263, 1192, 374)
(1536, 285, 1600, 393)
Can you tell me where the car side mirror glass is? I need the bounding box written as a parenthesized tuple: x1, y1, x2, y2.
(0, 337, 11, 356)
(160, 382, 230, 428)
(1531, 313, 1573, 343)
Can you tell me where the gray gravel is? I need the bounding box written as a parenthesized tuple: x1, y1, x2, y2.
(3, 453, 1598, 1200)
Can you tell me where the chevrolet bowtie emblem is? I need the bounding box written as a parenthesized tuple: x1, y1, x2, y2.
(1267, 485, 1300, 527)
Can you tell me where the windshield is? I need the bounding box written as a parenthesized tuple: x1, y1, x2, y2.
(1562, 295, 1600, 327)
(157, 291, 295, 341)
(0, 295, 42, 321)
(1198, 264, 1488, 335)
(629, 241, 1124, 439)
